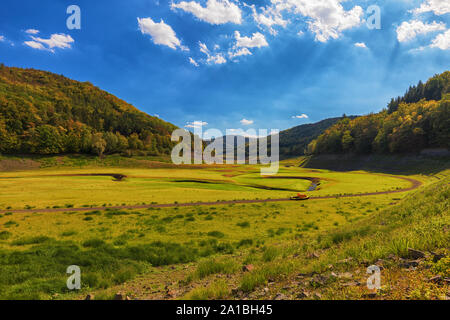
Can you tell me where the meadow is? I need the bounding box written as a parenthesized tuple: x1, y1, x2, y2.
(0, 155, 447, 300)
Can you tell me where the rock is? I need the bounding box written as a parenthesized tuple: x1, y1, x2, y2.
(125, 296, 132, 300)
(84, 294, 94, 300)
(408, 248, 426, 260)
(307, 252, 320, 259)
(114, 293, 124, 300)
(167, 290, 178, 298)
(338, 272, 353, 279)
(312, 292, 322, 300)
(242, 264, 254, 272)
(431, 252, 445, 263)
(399, 259, 420, 269)
(263, 287, 269, 293)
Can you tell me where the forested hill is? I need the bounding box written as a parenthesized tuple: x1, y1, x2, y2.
(0, 64, 177, 155)
(308, 71, 450, 155)
(278, 116, 356, 158)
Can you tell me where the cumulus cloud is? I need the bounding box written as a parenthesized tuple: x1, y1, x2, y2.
(430, 29, 450, 50)
(413, 0, 450, 16)
(396, 20, 446, 42)
(0, 36, 4, 42)
(354, 42, 367, 48)
(240, 119, 254, 125)
(185, 121, 208, 128)
(189, 57, 200, 66)
(292, 114, 309, 119)
(171, 0, 242, 25)
(263, 0, 363, 42)
(138, 17, 188, 51)
(235, 31, 268, 48)
(24, 33, 74, 52)
(25, 29, 39, 35)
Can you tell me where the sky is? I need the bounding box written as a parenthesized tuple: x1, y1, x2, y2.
(0, 0, 449, 136)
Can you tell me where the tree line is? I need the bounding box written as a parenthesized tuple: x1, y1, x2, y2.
(308, 71, 450, 155)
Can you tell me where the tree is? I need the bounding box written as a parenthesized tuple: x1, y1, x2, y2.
(91, 133, 106, 157)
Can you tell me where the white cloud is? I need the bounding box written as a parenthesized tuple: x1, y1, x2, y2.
(235, 31, 268, 48)
(292, 114, 309, 119)
(24, 33, 74, 52)
(396, 20, 446, 42)
(229, 47, 252, 58)
(189, 57, 200, 66)
(138, 17, 188, 51)
(227, 128, 266, 139)
(240, 119, 254, 125)
(25, 29, 39, 35)
(198, 42, 227, 64)
(185, 121, 208, 128)
(172, 0, 242, 25)
(354, 42, 367, 48)
(249, 4, 288, 35)
(31, 34, 74, 49)
(413, 0, 450, 16)
(24, 41, 46, 50)
(0, 36, 4, 42)
(208, 54, 226, 64)
(267, 0, 364, 42)
(430, 29, 450, 50)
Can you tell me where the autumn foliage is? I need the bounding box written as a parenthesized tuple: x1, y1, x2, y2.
(0, 64, 177, 155)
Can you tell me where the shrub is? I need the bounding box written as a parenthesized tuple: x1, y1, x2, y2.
(207, 231, 225, 238)
(12, 236, 52, 246)
(0, 231, 12, 240)
(237, 221, 250, 228)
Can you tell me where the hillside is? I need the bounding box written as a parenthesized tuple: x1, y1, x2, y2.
(278, 116, 356, 158)
(308, 71, 450, 155)
(0, 64, 177, 156)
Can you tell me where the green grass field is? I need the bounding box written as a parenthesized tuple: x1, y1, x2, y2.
(0, 155, 447, 300)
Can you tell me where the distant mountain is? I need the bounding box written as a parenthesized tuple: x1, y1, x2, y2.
(309, 71, 450, 155)
(209, 117, 352, 161)
(0, 64, 177, 155)
(277, 117, 356, 159)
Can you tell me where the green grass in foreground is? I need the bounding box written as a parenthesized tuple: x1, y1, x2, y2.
(234, 177, 449, 295)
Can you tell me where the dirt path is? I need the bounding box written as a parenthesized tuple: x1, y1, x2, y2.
(0, 177, 422, 214)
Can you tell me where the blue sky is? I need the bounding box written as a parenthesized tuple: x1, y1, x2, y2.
(0, 0, 449, 135)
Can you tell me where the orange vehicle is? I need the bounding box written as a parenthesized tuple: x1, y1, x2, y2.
(290, 193, 310, 201)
